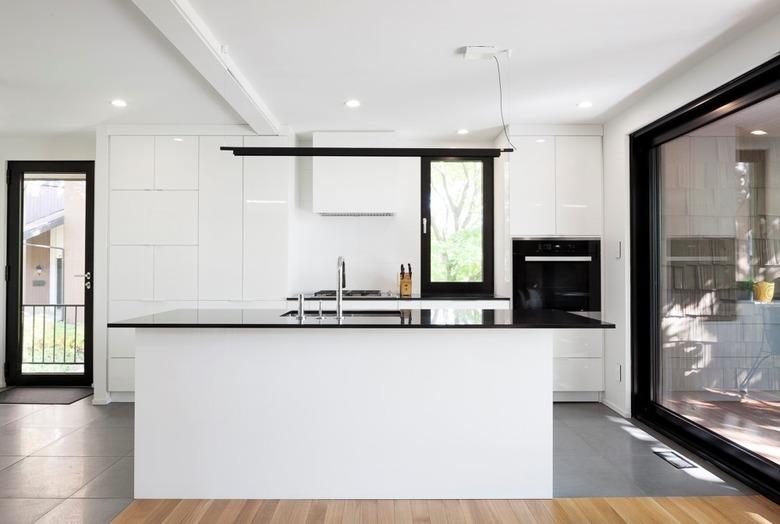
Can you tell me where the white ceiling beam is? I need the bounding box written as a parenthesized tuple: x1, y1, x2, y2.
(131, 0, 280, 135)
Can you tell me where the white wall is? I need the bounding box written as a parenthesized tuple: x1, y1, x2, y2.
(601, 12, 780, 416)
(0, 134, 96, 387)
(291, 154, 420, 294)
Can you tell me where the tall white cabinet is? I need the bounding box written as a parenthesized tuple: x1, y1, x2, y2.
(507, 131, 605, 398)
(509, 135, 603, 237)
(199, 136, 243, 300)
(107, 131, 293, 394)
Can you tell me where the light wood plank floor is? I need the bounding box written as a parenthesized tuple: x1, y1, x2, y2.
(113, 496, 780, 523)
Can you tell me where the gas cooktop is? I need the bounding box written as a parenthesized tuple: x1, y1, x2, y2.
(314, 289, 383, 297)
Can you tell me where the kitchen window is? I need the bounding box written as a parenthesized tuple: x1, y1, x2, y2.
(421, 157, 494, 295)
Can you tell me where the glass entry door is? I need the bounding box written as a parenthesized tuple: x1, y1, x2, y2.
(6, 161, 94, 386)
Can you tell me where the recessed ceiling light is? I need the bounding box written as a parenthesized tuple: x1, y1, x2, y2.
(457, 129, 469, 135)
(577, 100, 593, 109)
(751, 129, 767, 135)
(173, 137, 184, 142)
(535, 138, 546, 143)
(110, 99, 127, 108)
(345, 99, 361, 108)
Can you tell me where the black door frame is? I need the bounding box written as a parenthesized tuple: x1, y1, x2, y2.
(420, 156, 494, 296)
(630, 55, 780, 502)
(5, 160, 95, 386)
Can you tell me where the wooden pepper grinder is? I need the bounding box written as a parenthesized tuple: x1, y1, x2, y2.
(400, 263, 412, 297)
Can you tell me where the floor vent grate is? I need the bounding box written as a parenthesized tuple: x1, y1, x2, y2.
(654, 450, 697, 469)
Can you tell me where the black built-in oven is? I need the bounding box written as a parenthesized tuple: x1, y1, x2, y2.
(513, 239, 601, 312)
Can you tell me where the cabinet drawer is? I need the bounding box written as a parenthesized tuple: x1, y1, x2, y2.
(553, 329, 603, 358)
(109, 358, 135, 392)
(553, 358, 603, 392)
(109, 329, 135, 358)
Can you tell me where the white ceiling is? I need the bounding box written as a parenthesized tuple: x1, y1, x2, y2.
(186, 0, 780, 140)
(2, 0, 779, 139)
(0, 0, 242, 136)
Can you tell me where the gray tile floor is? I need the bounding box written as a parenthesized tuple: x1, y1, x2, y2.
(0, 396, 133, 523)
(554, 402, 753, 497)
(0, 397, 753, 522)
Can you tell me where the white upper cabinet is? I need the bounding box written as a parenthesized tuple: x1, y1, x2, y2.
(555, 136, 602, 236)
(243, 135, 292, 300)
(110, 136, 154, 190)
(509, 135, 602, 237)
(155, 136, 198, 190)
(509, 137, 556, 236)
(312, 131, 399, 214)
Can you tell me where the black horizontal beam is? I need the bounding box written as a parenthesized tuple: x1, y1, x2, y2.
(220, 147, 512, 158)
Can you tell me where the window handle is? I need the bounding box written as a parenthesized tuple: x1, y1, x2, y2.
(422, 218, 427, 234)
(74, 272, 91, 280)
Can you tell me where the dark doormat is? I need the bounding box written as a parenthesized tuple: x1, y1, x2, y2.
(0, 387, 93, 405)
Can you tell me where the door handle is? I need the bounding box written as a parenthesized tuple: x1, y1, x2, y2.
(74, 272, 91, 280)
(85, 281, 91, 290)
(422, 218, 427, 234)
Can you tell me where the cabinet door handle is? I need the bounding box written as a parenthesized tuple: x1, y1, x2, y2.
(422, 218, 427, 234)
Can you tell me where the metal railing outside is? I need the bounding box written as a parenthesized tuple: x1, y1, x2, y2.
(22, 304, 85, 373)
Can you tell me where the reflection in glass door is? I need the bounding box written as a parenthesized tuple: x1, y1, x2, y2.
(6, 162, 93, 386)
(657, 93, 780, 466)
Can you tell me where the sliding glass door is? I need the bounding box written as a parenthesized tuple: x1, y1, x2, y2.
(657, 104, 780, 465)
(631, 56, 780, 502)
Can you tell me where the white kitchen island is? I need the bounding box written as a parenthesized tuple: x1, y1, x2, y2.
(109, 308, 613, 500)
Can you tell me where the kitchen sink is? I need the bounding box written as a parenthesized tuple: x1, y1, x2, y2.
(280, 310, 402, 318)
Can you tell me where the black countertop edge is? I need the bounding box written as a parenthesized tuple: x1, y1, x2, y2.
(285, 294, 511, 301)
(107, 308, 615, 330)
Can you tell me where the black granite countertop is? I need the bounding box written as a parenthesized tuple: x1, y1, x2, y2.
(285, 293, 511, 301)
(107, 308, 615, 329)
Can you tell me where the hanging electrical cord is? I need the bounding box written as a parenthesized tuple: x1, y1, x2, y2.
(492, 54, 516, 150)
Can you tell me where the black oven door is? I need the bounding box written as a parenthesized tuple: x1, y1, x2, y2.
(513, 240, 600, 312)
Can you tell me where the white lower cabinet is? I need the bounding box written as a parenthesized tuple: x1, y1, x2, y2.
(109, 358, 135, 392)
(553, 329, 604, 392)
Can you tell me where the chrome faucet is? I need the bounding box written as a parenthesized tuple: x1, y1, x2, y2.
(336, 256, 346, 320)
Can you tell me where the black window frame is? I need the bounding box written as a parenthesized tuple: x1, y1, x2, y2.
(420, 156, 494, 296)
(630, 54, 780, 503)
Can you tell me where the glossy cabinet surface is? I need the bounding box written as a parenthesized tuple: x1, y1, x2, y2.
(553, 328, 603, 358)
(199, 136, 243, 300)
(555, 136, 603, 236)
(109, 191, 197, 245)
(243, 135, 291, 300)
(553, 328, 604, 392)
(109, 358, 135, 392)
(553, 358, 604, 392)
(509, 135, 602, 237)
(509, 137, 556, 236)
(109, 246, 153, 300)
(312, 131, 399, 214)
(109, 136, 154, 190)
(155, 136, 198, 190)
(154, 246, 198, 301)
